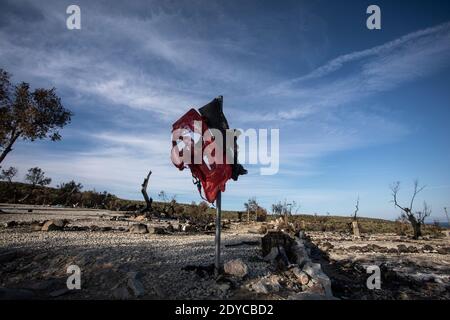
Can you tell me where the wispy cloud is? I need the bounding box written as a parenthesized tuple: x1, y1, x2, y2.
(255, 21, 450, 121)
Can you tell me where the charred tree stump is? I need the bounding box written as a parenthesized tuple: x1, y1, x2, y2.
(141, 170, 153, 214)
(352, 221, 361, 238)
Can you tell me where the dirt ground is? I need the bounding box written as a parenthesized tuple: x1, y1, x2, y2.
(0, 204, 449, 300)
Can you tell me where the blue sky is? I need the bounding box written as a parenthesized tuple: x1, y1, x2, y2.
(1, 0, 449, 221)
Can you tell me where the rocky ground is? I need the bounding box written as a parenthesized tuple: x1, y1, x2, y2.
(308, 231, 450, 299)
(0, 204, 449, 300)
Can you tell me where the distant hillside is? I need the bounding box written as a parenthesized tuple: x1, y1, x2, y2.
(0, 181, 443, 236)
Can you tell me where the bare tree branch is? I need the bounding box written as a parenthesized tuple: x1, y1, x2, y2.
(390, 180, 429, 239)
(409, 179, 426, 212)
(353, 196, 360, 221)
(141, 170, 153, 213)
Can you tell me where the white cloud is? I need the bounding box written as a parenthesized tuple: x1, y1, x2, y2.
(257, 21, 450, 121)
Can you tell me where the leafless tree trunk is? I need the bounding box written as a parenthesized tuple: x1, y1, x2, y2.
(391, 180, 430, 240)
(444, 207, 450, 226)
(351, 197, 361, 237)
(141, 170, 153, 214)
(353, 196, 359, 221)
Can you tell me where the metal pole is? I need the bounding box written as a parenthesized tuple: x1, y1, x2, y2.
(214, 95, 223, 277)
(215, 191, 222, 277)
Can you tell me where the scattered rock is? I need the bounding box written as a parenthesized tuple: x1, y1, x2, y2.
(4, 221, 18, 228)
(182, 224, 196, 232)
(134, 215, 147, 222)
(31, 221, 43, 231)
(408, 246, 419, 253)
(223, 259, 248, 278)
(251, 280, 269, 294)
(149, 226, 167, 235)
(251, 275, 282, 294)
(437, 247, 450, 255)
(166, 223, 175, 232)
(422, 245, 434, 252)
(41, 220, 65, 231)
(129, 223, 148, 234)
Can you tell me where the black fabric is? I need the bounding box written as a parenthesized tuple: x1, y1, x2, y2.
(198, 97, 229, 133)
(198, 97, 247, 181)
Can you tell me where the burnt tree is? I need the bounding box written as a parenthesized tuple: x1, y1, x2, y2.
(390, 180, 431, 239)
(141, 170, 153, 214)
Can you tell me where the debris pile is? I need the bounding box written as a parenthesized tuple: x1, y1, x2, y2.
(243, 230, 336, 299)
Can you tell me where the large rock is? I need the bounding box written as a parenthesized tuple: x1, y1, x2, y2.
(41, 220, 65, 231)
(224, 259, 248, 278)
(31, 221, 43, 231)
(129, 223, 148, 234)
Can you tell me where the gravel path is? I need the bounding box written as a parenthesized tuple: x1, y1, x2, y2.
(0, 205, 269, 299)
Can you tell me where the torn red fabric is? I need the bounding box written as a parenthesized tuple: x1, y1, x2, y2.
(171, 108, 232, 203)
